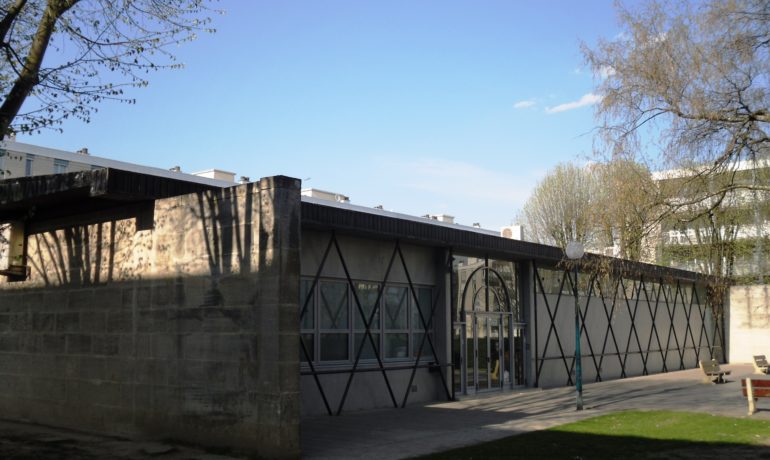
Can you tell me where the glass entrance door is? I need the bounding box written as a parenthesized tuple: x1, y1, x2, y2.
(452, 257, 524, 396)
(477, 315, 489, 391)
(469, 313, 507, 393)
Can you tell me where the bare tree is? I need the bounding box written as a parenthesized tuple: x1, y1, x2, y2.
(0, 0, 216, 136)
(520, 162, 599, 250)
(594, 158, 659, 261)
(520, 160, 659, 262)
(584, 0, 769, 211)
(583, 0, 769, 278)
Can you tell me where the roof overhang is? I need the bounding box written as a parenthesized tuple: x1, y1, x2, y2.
(0, 168, 222, 221)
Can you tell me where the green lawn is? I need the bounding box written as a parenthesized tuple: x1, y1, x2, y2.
(416, 411, 770, 459)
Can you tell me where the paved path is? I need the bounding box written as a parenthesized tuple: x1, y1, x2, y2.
(0, 364, 766, 459)
(301, 363, 770, 459)
(0, 420, 240, 460)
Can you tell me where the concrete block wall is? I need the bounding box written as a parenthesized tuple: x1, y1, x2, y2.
(0, 176, 301, 458)
(728, 284, 770, 363)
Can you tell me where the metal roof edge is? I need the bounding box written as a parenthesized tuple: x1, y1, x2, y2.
(300, 199, 722, 285)
(300, 195, 500, 237)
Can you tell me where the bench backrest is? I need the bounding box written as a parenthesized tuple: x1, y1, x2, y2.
(741, 378, 770, 397)
(700, 359, 722, 373)
(754, 355, 769, 367)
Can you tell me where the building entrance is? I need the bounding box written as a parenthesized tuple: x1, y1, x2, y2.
(468, 312, 511, 391)
(453, 258, 524, 395)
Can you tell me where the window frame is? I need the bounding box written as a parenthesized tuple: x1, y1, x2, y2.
(53, 158, 69, 174)
(300, 276, 435, 367)
(24, 154, 34, 176)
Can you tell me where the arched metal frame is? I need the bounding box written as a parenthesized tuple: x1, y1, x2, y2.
(459, 260, 517, 393)
(460, 264, 513, 317)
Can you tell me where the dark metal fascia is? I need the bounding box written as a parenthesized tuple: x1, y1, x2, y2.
(301, 201, 723, 286)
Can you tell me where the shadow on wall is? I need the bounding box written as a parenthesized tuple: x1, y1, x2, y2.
(0, 179, 301, 458)
(25, 184, 264, 289)
(190, 185, 256, 306)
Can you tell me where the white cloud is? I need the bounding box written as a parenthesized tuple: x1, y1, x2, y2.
(513, 99, 536, 109)
(545, 93, 602, 114)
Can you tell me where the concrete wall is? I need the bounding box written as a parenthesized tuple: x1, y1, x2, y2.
(728, 284, 770, 363)
(532, 271, 719, 388)
(0, 177, 301, 458)
(299, 230, 448, 415)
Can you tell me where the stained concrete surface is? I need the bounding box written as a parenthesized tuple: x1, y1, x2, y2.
(301, 364, 770, 459)
(0, 419, 244, 460)
(1, 364, 767, 459)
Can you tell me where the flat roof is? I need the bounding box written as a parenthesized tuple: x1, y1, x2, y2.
(300, 195, 499, 237)
(1, 140, 235, 188)
(300, 197, 720, 284)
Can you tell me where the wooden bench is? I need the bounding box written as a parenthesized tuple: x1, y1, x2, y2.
(741, 378, 770, 415)
(699, 359, 730, 384)
(753, 355, 769, 375)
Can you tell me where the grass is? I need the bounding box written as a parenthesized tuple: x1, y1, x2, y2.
(416, 410, 770, 459)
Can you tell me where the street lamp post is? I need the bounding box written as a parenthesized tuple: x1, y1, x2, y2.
(565, 240, 584, 411)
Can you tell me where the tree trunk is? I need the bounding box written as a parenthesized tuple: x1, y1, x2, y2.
(0, 0, 79, 136)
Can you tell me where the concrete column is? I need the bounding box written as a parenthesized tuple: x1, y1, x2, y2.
(519, 260, 535, 387)
(253, 175, 302, 457)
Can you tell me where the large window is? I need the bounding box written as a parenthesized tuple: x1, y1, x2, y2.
(300, 278, 433, 364)
(53, 159, 69, 174)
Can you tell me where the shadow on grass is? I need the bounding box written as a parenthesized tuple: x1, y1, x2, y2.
(416, 431, 770, 460)
(415, 411, 770, 460)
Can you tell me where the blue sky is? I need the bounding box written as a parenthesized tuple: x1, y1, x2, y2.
(20, 0, 625, 230)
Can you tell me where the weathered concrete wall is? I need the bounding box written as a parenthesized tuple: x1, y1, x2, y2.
(0, 176, 301, 458)
(728, 284, 770, 364)
(532, 274, 720, 388)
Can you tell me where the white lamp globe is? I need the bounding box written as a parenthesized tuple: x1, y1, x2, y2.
(565, 241, 585, 260)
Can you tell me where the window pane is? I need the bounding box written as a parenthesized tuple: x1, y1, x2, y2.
(300, 333, 315, 362)
(300, 280, 314, 330)
(53, 159, 69, 174)
(320, 282, 348, 329)
(354, 333, 380, 360)
(25, 154, 34, 176)
(412, 332, 431, 358)
(384, 286, 407, 330)
(385, 333, 408, 359)
(354, 282, 380, 330)
(412, 288, 432, 330)
(320, 333, 349, 361)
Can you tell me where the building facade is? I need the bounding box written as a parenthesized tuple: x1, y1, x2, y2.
(654, 157, 770, 284)
(0, 167, 727, 456)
